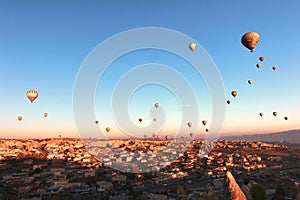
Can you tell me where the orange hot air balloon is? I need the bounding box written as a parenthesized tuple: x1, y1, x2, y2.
(231, 91, 237, 98)
(272, 66, 277, 71)
(202, 120, 207, 126)
(284, 117, 288, 120)
(259, 56, 265, 62)
(248, 80, 253, 85)
(44, 113, 48, 117)
(259, 112, 263, 117)
(187, 122, 192, 128)
(18, 116, 22, 121)
(241, 32, 260, 52)
(205, 128, 209, 133)
(26, 90, 38, 103)
(273, 112, 278, 117)
(138, 118, 142, 123)
(106, 127, 110, 132)
(189, 42, 196, 52)
(256, 63, 261, 69)
(227, 100, 231, 105)
(154, 103, 159, 108)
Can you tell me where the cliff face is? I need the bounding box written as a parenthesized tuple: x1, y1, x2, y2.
(225, 171, 247, 200)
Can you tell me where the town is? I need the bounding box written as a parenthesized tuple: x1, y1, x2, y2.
(0, 138, 300, 199)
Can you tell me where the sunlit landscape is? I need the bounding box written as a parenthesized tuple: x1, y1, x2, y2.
(1, 0, 300, 199)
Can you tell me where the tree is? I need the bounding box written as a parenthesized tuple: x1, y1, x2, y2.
(251, 183, 266, 200)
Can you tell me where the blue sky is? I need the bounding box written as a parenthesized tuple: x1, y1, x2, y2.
(0, 0, 299, 139)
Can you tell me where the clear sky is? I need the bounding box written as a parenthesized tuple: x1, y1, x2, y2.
(0, 0, 300, 139)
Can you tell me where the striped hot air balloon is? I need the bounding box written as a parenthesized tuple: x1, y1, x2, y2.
(241, 32, 260, 52)
(26, 90, 38, 103)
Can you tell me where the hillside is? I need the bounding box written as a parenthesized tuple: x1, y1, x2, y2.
(222, 129, 300, 144)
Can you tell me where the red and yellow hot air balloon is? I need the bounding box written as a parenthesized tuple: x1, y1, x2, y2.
(273, 112, 278, 117)
(256, 63, 261, 69)
(241, 32, 260, 52)
(26, 90, 38, 103)
(18, 116, 22, 121)
(231, 91, 237, 98)
(44, 112, 48, 117)
(106, 127, 110, 132)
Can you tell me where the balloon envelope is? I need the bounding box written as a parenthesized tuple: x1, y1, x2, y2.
(248, 80, 253, 85)
(259, 56, 265, 62)
(259, 113, 263, 117)
(284, 117, 288, 120)
(272, 66, 277, 71)
(241, 32, 260, 52)
(139, 118, 142, 123)
(202, 120, 207, 126)
(106, 127, 110, 132)
(154, 103, 159, 108)
(26, 90, 38, 103)
(227, 100, 231, 105)
(189, 42, 196, 52)
(18, 116, 22, 121)
(231, 91, 237, 98)
(44, 113, 48, 117)
(187, 122, 192, 128)
(256, 63, 261, 69)
(273, 112, 278, 116)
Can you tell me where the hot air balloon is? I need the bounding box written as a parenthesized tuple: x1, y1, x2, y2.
(165, 135, 169, 140)
(154, 103, 159, 108)
(227, 100, 231, 105)
(248, 80, 253, 85)
(272, 66, 277, 71)
(256, 63, 261, 69)
(259, 56, 265, 62)
(187, 122, 192, 128)
(273, 112, 278, 117)
(190, 133, 194, 138)
(26, 90, 38, 103)
(44, 113, 48, 117)
(231, 91, 237, 98)
(106, 127, 110, 132)
(205, 129, 209, 133)
(189, 42, 196, 52)
(284, 117, 288, 120)
(202, 120, 207, 126)
(18, 116, 22, 121)
(241, 32, 260, 52)
(259, 113, 263, 117)
(95, 120, 99, 124)
(138, 118, 142, 123)
(153, 118, 157, 122)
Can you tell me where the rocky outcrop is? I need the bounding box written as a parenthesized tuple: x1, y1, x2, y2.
(225, 171, 247, 200)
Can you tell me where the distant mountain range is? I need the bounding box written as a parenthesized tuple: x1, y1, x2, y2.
(221, 129, 300, 145)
